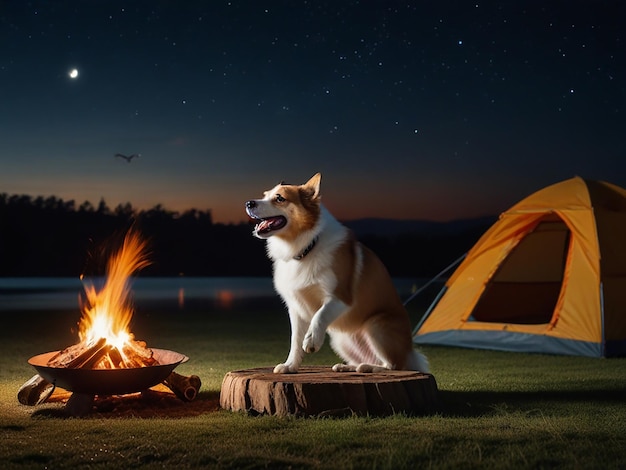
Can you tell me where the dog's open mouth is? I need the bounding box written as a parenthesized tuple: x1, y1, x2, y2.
(251, 215, 287, 235)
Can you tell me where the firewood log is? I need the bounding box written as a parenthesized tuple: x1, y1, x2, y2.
(17, 374, 55, 406)
(162, 371, 202, 401)
(80, 344, 113, 369)
(18, 371, 201, 406)
(68, 338, 108, 368)
(48, 337, 108, 368)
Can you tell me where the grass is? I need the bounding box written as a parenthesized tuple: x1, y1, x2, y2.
(1, 298, 625, 469)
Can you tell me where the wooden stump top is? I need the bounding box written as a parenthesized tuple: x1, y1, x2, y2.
(220, 366, 439, 417)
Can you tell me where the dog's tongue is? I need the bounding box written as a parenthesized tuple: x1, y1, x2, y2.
(257, 216, 286, 233)
(258, 219, 273, 232)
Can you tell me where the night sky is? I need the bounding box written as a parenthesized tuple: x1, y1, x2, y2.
(1, 1, 624, 224)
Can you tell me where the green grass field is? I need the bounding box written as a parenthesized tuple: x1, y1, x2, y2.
(1, 299, 625, 469)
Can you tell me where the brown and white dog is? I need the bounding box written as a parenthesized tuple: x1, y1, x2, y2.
(245, 173, 429, 374)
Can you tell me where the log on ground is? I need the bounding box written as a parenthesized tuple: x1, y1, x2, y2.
(220, 366, 439, 417)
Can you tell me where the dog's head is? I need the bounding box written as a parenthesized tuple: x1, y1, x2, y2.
(245, 173, 322, 241)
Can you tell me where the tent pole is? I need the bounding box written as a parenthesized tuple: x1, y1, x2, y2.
(413, 285, 448, 336)
(403, 253, 466, 307)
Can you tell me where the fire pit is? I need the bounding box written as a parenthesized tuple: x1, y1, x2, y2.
(18, 228, 201, 415)
(29, 348, 188, 396)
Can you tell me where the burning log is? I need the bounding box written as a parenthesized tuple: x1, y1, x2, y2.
(66, 338, 108, 368)
(123, 339, 153, 360)
(163, 371, 202, 402)
(121, 343, 158, 368)
(47, 338, 108, 368)
(104, 346, 124, 369)
(46, 337, 158, 370)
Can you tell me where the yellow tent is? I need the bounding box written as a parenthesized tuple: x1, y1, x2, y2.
(413, 177, 626, 357)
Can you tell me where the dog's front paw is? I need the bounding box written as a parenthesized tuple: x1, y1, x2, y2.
(303, 328, 325, 354)
(273, 363, 298, 374)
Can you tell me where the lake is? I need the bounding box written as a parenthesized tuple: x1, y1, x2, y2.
(0, 277, 432, 311)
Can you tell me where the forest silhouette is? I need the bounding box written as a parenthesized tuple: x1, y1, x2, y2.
(0, 193, 490, 278)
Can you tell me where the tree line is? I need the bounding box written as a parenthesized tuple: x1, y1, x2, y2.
(0, 193, 489, 278)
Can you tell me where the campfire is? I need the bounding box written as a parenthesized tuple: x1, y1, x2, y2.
(18, 228, 200, 415)
(50, 229, 156, 371)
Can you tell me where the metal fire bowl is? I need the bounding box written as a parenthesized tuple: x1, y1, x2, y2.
(28, 348, 189, 396)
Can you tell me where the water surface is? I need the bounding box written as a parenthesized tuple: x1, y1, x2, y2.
(0, 277, 428, 311)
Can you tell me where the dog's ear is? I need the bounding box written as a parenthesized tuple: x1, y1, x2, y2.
(303, 173, 321, 199)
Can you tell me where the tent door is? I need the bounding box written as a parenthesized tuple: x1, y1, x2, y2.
(470, 218, 571, 325)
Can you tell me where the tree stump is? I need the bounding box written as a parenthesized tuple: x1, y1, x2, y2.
(220, 366, 439, 417)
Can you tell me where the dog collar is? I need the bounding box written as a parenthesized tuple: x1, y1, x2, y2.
(293, 236, 319, 260)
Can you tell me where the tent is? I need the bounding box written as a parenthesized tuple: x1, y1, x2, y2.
(413, 177, 626, 358)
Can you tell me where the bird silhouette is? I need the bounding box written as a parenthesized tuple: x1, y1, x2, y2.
(114, 153, 140, 163)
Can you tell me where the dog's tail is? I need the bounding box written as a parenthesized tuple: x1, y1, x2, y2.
(407, 349, 430, 373)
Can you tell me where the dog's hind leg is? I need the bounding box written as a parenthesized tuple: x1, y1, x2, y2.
(331, 315, 423, 373)
(329, 330, 384, 372)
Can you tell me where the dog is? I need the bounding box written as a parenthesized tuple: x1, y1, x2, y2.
(245, 173, 429, 374)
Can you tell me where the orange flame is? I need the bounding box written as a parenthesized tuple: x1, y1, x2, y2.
(78, 229, 150, 352)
